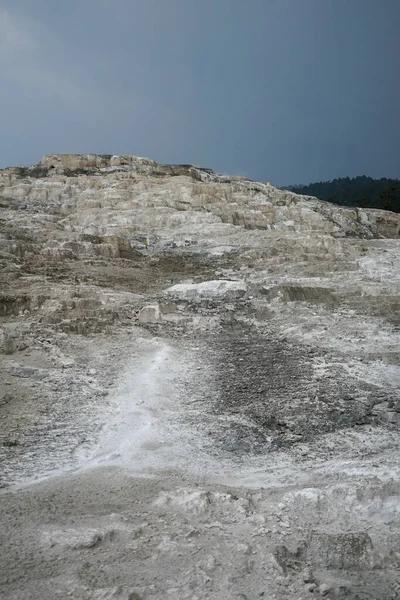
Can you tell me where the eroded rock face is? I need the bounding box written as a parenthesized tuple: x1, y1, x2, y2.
(0, 154, 399, 600)
(1, 153, 399, 245)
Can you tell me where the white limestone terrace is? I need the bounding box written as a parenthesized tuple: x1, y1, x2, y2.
(1, 154, 400, 599)
(1, 154, 399, 254)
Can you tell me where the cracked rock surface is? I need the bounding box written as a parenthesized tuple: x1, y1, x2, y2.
(1, 154, 400, 599)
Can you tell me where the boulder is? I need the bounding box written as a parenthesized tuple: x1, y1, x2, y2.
(164, 280, 247, 301)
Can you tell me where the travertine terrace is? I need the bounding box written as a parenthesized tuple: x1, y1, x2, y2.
(1, 154, 400, 599)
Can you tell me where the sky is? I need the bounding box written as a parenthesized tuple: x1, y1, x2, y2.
(0, 0, 399, 186)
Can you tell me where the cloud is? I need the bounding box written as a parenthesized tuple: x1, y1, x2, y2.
(0, 9, 122, 114)
(0, 9, 37, 53)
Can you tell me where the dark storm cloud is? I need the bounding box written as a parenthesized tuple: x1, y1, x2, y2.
(1, 0, 398, 185)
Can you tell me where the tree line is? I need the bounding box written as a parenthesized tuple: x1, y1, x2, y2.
(285, 176, 400, 213)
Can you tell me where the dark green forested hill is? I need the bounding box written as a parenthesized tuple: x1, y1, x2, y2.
(285, 176, 400, 213)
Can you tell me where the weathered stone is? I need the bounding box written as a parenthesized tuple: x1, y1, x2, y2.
(308, 532, 374, 570)
(138, 304, 161, 323)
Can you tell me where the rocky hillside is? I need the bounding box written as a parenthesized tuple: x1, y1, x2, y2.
(1, 155, 400, 600)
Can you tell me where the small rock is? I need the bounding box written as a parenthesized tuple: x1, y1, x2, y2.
(0, 394, 12, 407)
(302, 567, 315, 583)
(3, 438, 20, 447)
(138, 304, 160, 323)
(319, 583, 330, 596)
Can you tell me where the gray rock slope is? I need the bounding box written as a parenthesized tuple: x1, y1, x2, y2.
(1, 154, 400, 599)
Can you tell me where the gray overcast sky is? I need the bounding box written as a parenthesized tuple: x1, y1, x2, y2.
(0, 0, 399, 185)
